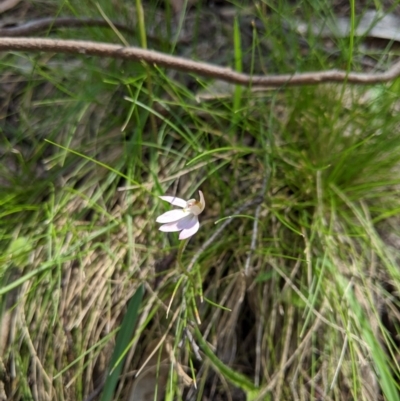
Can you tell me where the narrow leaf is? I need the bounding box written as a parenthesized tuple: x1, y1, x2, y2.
(100, 284, 144, 401)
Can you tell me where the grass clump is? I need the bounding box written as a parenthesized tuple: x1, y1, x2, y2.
(2, 0, 400, 400)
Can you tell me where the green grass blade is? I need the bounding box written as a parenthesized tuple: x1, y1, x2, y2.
(193, 324, 257, 396)
(232, 15, 243, 128)
(340, 277, 399, 401)
(99, 284, 144, 401)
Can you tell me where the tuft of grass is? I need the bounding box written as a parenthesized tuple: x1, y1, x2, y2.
(2, 1, 400, 401)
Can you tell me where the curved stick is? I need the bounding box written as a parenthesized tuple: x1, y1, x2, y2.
(0, 37, 400, 87)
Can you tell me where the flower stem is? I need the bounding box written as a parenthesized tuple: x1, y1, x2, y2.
(177, 239, 189, 271)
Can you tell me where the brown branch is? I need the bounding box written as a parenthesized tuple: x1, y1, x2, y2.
(1, 37, 400, 87)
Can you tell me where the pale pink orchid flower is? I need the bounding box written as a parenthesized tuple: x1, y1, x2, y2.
(157, 191, 205, 240)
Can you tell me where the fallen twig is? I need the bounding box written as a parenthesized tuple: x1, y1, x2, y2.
(1, 37, 400, 87)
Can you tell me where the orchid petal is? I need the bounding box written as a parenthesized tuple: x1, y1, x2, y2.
(198, 190, 205, 213)
(158, 214, 198, 236)
(159, 222, 182, 232)
(159, 196, 187, 208)
(179, 215, 200, 240)
(156, 209, 191, 224)
(187, 190, 205, 216)
(156, 191, 205, 240)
